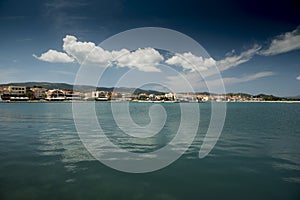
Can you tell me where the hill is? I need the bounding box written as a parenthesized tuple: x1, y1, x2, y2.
(287, 95, 300, 100)
(0, 82, 164, 95)
(1, 82, 298, 100)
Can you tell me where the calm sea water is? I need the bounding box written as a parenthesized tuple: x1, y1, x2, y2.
(0, 102, 299, 200)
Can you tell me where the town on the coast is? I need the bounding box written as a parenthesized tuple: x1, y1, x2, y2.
(0, 84, 298, 102)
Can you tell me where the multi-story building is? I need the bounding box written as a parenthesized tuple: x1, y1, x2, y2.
(8, 86, 26, 95)
(0, 85, 29, 101)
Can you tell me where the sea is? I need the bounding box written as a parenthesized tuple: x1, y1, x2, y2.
(0, 102, 299, 200)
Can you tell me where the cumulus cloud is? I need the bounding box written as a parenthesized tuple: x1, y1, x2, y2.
(116, 48, 163, 72)
(34, 35, 163, 72)
(33, 49, 74, 63)
(165, 26, 300, 75)
(297, 75, 300, 80)
(37, 29, 300, 76)
(62, 35, 163, 71)
(165, 52, 216, 71)
(62, 35, 113, 65)
(260, 27, 300, 56)
(165, 45, 261, 75)
(33, 34, 266, 74)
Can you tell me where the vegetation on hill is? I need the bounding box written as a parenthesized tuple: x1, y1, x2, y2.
(0, 82, 299, 101)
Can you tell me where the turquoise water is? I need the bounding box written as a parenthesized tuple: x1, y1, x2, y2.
(0, 102, 299, 200)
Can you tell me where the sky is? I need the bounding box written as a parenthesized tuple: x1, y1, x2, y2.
(0, 0, 299, 96)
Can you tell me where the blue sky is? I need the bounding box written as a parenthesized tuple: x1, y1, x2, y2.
(0, 0, 299, 96)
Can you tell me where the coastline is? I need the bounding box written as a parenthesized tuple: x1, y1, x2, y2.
(1, 100, 299, 103)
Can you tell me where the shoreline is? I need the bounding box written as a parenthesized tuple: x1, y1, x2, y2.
(1, 100, 299, 103)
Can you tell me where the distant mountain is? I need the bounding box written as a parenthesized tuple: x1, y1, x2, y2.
(0, 82, 95, 91)
(0, 82, 164, 95)
(287, 95, 300, 100)
(1, 82, 298, 99)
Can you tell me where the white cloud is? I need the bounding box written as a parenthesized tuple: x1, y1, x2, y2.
(165, 52, 216, 71)
(164, 72, 207, 92)
(164, 71, 275, 93)
(296, 75, 300, 80)
(62, 35, 163, 71)
(222, 71, 274, 85)
(62, 35, 113, 65)
(50, 70, 76, 76)
(260, 27, 300, 56)
(34, 35, 163, 72)
(217, 45, 261, 71)
(34, 35, 264, 74)
(33, 49, 74, 63)
(37, 31, 297, 76)
(164, 45, 261, 79)
(165, 27, 300, 74)
(116, 48, 163, 72)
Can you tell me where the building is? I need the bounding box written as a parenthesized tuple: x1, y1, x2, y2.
(0, 86, 9, 93)
(92, 91, 109, 101)
(138, 93, 148, 101)
(31, 87, 47, 99)
(0, 85, 29, 101)
(8, 86, 26, 95)
(46, 89, 66, 101)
